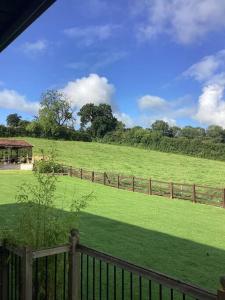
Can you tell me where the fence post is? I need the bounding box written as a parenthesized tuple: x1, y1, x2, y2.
(103, 172, 106, 185)
(68, 229, 80, 300)
(69, 166, 72, 177)
(148, 178, 152, 195)
(217, 276, 225, 299)
(0, 246, 9, 300)
(80, 168, 83, 180)
(170, 182, 174, 199)
(21, 247, 33, 300)
(222, 189, 225, 208)
(92, 171, 94, 182)
(132, 177, 135, 192)
(192, 184, 196, 203)
(117, 175, 120, 189)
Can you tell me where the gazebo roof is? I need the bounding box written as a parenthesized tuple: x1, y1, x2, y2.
(0, 0, 56, 52)
(0, 139, 33, 148)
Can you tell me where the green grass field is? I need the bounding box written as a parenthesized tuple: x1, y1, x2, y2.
(22, 137, 225, 187)
(1, 170, 225, 292)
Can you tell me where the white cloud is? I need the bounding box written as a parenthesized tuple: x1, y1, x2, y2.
(61, 74, 115, 109)
(66, 51, 128, 71)
(184, 56, 220, 82)
(184, 50, 225, 82)
(137, 0, 225, 44)
(91, 51, 128, 70)
(64, 25, 118, 46)
(138, 95, 167, 110)
(195, 84, 225, 127)
(183, 49, 225, 127)
(21, 40, 48, 55)
(0, 89, 39, 114)
(114, 112, 134, 128)
(137, 93, 195, 125)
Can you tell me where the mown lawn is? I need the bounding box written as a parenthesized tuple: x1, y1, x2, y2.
(19, 137, 225, 187)
(0, 170, 225, 292)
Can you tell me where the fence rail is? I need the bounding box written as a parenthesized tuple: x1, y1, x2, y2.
(1, 230, 224, 300)
(62, 165, 225, 208)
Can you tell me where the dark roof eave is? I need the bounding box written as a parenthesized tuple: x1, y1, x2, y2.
(0, 0, 56, 52)
(0, 146, 33, 148)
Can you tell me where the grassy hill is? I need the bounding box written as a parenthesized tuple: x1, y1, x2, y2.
(0, 170, 225, 292)
(22, 137, 225, 187)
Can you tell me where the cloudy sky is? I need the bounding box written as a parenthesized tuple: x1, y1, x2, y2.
(1, 0, 225, 128)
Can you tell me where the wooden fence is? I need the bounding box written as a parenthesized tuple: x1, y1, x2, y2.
(1, 230, 224, 300)
(61, 165, 225, 208)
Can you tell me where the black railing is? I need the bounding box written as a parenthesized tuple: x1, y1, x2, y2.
(78, 244, 217, 300)
(0, 246, 21, 300)
(0, 231, 224, 300)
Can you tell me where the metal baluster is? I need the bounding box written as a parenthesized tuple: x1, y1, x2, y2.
(148, 280, 152, 300)
(54, 255, 57, 300)
(99, 260, 102, 300)
(87, 256, 89, 300)
(80, 253, 83, 300)
(130, 273, 133, 300)
(122, 269, 125, 300)
(106, 263, 109, 300)
(63, 253, 66, 300)
(139, 276, 142, 300)
(114, 266, 116, 300)
(170, 289, 173, 300)
(10, 253, 13, 300)
(14, 255, 17, 300)
(92, 258, 95, 300)
(18, 257, 21, 300)
(159, 284, 162, 300)
(45, 256, 48, 300)
(35, 259, 39, 300)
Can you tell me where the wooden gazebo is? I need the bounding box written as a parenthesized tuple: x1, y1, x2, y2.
(0, 139, 33, 164)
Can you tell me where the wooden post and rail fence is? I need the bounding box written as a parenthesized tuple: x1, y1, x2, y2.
(60, 165, 225, 208)
(0, 230, 225, 300)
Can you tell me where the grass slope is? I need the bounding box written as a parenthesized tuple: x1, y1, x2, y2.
(21, 137, 225, 187)
(1, 170, 225, 292)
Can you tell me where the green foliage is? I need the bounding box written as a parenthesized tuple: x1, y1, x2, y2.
(78, 103, 118, 138)
(6, 113, 22, 127)
(26, 121, 43, 137)
(206, 125, 225, 143)
(180, 126, 206, 139)
(38, 89, 75, 137)
(102, 128, 225, 162)
(34, 153, 64, 174)
(151, 120, 173, 137)
(3, 152, 91, 249)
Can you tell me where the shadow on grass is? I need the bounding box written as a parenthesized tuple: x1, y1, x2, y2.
(0, 203, 224, 292)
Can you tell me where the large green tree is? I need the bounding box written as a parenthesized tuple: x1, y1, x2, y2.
(180, 126, 206, 139)
(206, 125, 225, 143)
(37, 90, 75, 137)
(78, 103, 118, 138)
(6, 113, 21, 127)
(151, 120, 173, 137)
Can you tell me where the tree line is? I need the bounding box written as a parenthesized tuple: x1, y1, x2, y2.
(1, 90, 122, 141)
(2, 89, 225, 161)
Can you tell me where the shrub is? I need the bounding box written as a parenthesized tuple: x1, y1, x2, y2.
(102, 129, 225, 162)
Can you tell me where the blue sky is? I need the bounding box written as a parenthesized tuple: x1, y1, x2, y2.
(1, 0, 225, 128)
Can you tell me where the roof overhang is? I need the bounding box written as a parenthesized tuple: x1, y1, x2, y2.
(0, 0, 56, 52)
(0, 139, 33, 148)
